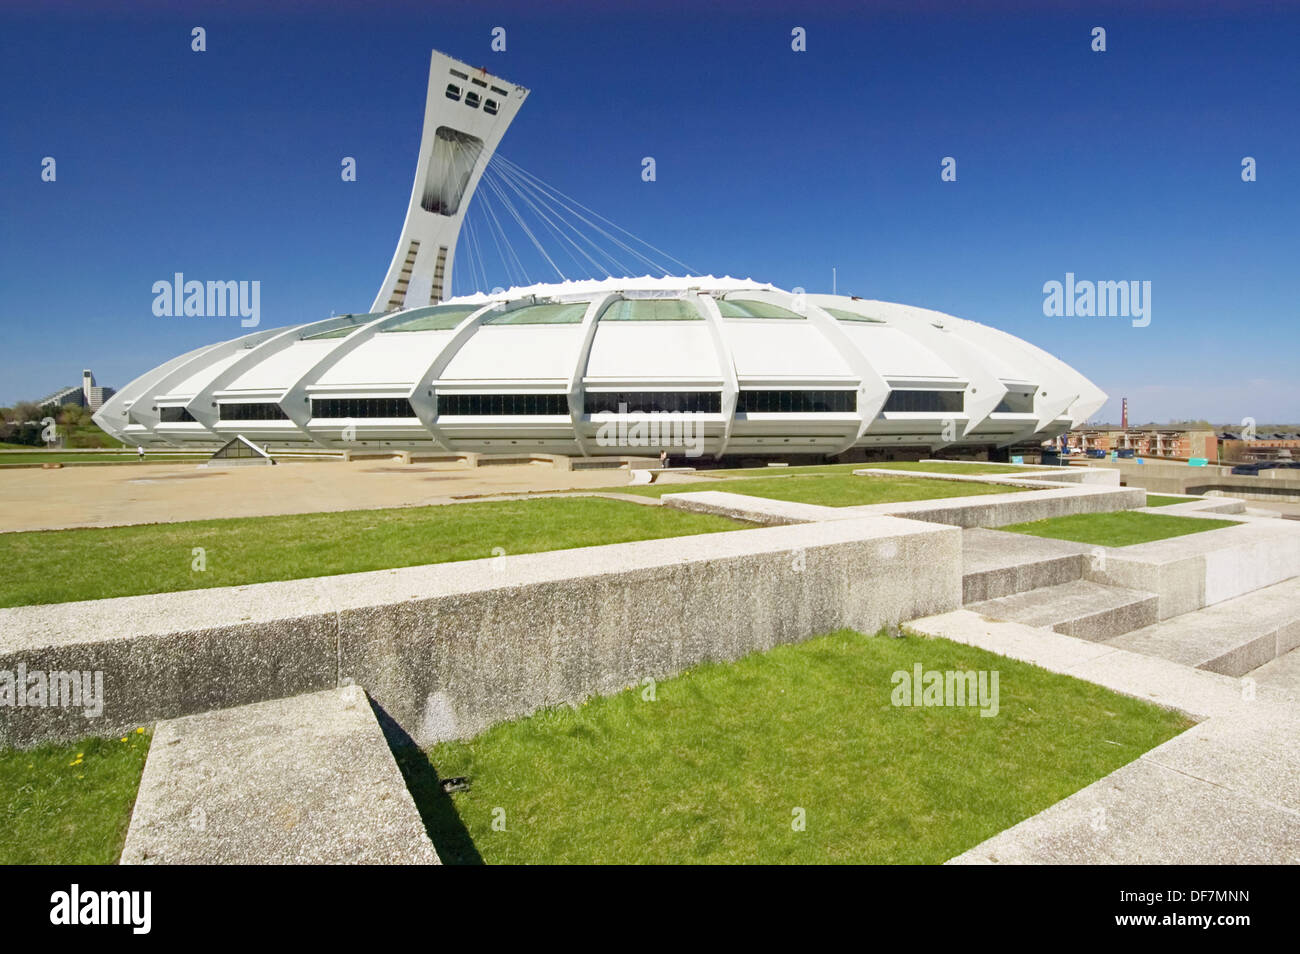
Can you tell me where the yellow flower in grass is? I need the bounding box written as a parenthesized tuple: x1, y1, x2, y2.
(136, 727, 144, 734)
(120, 737, 128, 743)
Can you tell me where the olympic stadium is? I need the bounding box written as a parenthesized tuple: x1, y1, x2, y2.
(94, 51, 1105, 462)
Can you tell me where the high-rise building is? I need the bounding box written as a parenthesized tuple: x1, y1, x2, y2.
(39, 369, 114, 411)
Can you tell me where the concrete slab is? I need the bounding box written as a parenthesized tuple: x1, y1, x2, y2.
(947, 757, 1300, 864)
(966, 579, 1158, 641)
(1143, 701, 1300, 814)
(121, 687, 438, 864)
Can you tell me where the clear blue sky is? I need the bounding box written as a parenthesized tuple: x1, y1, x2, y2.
(2, 0, 1296, 424)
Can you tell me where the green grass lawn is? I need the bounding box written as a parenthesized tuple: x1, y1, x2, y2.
(1001, 510, 1237, 546)
(624, 473, 1027, 507)
(849, 460, 1032, 475)
(0, 497, 743, 608)
(0, 730, 151, 864)
(410, 629, 1190, 864)
(709, 460, 1029, 478)
(1145, 494, 1195, 507)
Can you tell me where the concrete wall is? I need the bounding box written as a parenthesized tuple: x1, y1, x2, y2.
(665, 481, 1145, 531)
(1078, 459, 1300, 499)
(1086, 519, 1300, 619)
(0, 516, 961, 748)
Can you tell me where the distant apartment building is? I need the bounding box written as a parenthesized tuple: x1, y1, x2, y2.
(39, 369, 116, 412)
(1218, 432, 1300, 463)
(1068, 427, 1218, 461)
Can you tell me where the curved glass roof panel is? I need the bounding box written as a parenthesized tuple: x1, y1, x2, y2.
(599, 298, 702, 321)
(384, 304, 481, 332)
(824, 307, 886, 324)
(301, 312, 386, 340)
(716, 298, 804, 319)
(483, 302, 589, 325)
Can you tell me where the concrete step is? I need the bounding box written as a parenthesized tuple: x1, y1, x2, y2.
(966, 579, 1158, 641)
(960, 528, 1092, 603)
(1108, 576, 1300, 677)
(1245, 645, 1300, 693)
(122, 687, 439, 865)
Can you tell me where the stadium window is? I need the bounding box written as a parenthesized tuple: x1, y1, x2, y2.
(311, 398, 416, 419)
(445, 84, 461, 101)
(881, 390, 965, 413)
(438, 393, 570, 416)
(218, 403, 287, 422)
(583, 392, 722, 414)
(736, 390, 856, 413)
(993, 391, 1035, 414)
(159, 406, 197, 423)
(484, 98, 499, 115)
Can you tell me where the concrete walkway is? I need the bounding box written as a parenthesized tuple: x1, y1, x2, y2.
(908, 609, 1300, 864)
(121, 687, 439, 865)
(0, 457, 664, 533)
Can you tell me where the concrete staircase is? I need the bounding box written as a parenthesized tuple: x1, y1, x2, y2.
(961, 528, 1157, 640)
(966, 579, 1158, 641)
(961, 528, 1300, 672)
(1107, 577, 1300, 676)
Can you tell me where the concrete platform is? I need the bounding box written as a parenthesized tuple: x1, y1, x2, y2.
(966, 579, 1159, 641)
(1108, 577, 1300, 676)
(0, 455, 676, 533)
(121, 687, 438, 865)
(960, 528, 1091, 603)
(948, 753, 1300, 864)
